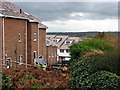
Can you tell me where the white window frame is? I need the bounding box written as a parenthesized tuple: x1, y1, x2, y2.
(19, 55, 23, 65)
(19, 33, 22, 42)
(34, 51, 37, 59)
(33, 33, 37, 41)
(6, 57, 12, 68)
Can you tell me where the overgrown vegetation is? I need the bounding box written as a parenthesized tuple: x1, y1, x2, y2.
(2, 74, 13, 90)
(2, 67, 71, 89)
(69, 38, 111, 59)
(69, 36, 120, 90)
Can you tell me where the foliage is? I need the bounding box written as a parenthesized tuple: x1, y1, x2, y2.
(20, 74, 33, 85)
(69, 56, 120, 90)
(30, 83, 40, 89)
(2, 74, 13, 90)
(69, 38, 111, 59)
(69, 38, 120, 90)
(69, 71, 120, 90)
(2, 67, 71, 89)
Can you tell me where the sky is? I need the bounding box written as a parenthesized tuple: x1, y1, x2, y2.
(7, 0, 119, 32)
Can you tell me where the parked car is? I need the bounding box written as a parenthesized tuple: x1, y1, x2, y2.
(34, 58, 47, 70)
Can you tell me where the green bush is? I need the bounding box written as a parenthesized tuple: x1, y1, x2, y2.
(2, 74, 13, 90)
(69, 39, 111, 60)
(69, 56, 120, 90)
(30, 83, 40, 89)
(69, 71, 120, 90)
(69, 38, 120, 90)
(20, 74, 33, 85)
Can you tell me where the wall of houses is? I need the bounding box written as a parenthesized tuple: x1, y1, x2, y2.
(4, 18, 27, 68)
(39, 28, 46, 59)
(46, 45, 57, 65)
(27, 22, 38, 66)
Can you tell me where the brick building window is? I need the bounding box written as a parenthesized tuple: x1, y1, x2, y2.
(19, 55, 23, 64)
(19, 33, 22, 42)
(34, 51, 37, 59)
(33, 33, 37, 41)
(6, 57, 12, 68)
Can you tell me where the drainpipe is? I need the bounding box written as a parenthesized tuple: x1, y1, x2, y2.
(38, 24, 39, 58)
(25, 20, 27, 68)
(2, 17, 5, 67)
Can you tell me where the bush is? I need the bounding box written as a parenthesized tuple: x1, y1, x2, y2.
(69, 55, 120, 90)
(69, 71, 120, 90)
(69, 38, 111, 59)
(2, 74, 13, 90)
(30, 83, 40, 89)
(69, 38, 120, 90)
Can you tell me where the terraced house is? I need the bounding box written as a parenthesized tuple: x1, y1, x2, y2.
(0, 0, 47, 68)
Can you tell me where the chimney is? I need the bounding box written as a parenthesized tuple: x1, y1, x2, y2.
(20, 9, 22, 13)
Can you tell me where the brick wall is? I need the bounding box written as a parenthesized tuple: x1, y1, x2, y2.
(39, 28, 46, 59)
(27, 22, 38, 65)
(46, 45, 57, 65)
(4, 18, 27, 68)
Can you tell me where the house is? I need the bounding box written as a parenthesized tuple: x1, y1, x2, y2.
(38, 23, 48, 60)
(46, 35, 88, 63)
(46, 38, 57, 65)
(0, 0, 47, 68)
(59, 37, 81, 61)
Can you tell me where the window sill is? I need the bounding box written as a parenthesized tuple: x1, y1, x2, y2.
(33, 39, 37, 42)
(19, 63, 23, 65)
(19, 40, 21, 43)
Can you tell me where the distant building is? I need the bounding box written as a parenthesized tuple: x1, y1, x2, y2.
(0, 0, 47, 68)
(46, 39, 57, 65)
(46, 35, 86, 63)
(59, 37, 81, 61)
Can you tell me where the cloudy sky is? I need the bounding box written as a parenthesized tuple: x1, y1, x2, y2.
(8, 0, 118, 32)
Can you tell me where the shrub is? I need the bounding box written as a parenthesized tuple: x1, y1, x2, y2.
(20, 74, 33, 85)
(69, 41, 120, 90)
(69, 71, 120, 90)
(69, 38, 111, 59)
(2, 74, 13, 90)
(30, 83, 40, 89)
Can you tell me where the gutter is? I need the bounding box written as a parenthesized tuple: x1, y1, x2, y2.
(25, 20, 27, 68)
(38, 25, 39, 58)
(2, 17, 5, 67)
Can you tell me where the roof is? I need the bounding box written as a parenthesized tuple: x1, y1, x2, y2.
(54, 35, 68, 47)
(39, 23, 48, 29)
(0, 0, 41, 22)
(46, 35, 56, 40)
(46, 38, 57, 47)
(46, 35, 68, 47)
(46, 35, 91, 49)
(60, 37, 80, 49)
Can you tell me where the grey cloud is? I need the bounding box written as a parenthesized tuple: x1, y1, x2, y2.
(14, 2, 118, 21)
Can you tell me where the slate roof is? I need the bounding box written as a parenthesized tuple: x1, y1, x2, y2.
(46, 35, 89, 50)
(54, 35, 69, 47)
(60, 37, 80, 49)
(39, 23, 48, 29)
(46, 38, 57, 47)
(0, 0, 41, 22)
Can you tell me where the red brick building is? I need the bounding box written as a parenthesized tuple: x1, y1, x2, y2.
(38, 23, 47, 60)
(0, 1, 47, 68)
(46, 39, 57, 65)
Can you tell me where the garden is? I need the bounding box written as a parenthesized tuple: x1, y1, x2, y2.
(2, 67, 71, 89)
